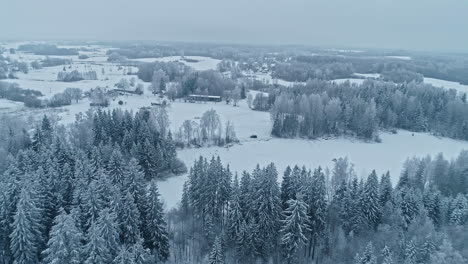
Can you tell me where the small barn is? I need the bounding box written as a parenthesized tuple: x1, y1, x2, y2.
(186, 94, 222, 103)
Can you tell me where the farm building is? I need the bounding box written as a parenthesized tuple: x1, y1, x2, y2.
(185, 94, 222, 103)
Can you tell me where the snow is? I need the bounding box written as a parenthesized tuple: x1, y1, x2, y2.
(158, 129, 468, 209)
(424, 77, 468, 94)
(0, 99, 24, 113)
(331, 78, 366, 85)
(354, 73, 380, 79)
(385, 56, 412, 60)
(244, 71, 305, 87)
(5, 64, 139, 99)
(130, 56, 221, 71)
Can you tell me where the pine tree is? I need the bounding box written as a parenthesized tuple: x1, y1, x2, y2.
(113, 245, 134, 264)
(361, 170, 381, 229)
(119, 191, 141, 245)
(208, 236, 225, 264)
(84, 220, 110, 264)
(280, 166, 293, 210)
(423, 187, 441, 226)
(304, 167, 327, 259)
(10, 187, 41, 264)
(449, 194, 468, 225)
(355, 242, 377, 264)
(83, 180, 104, 229)
(404, 240, 417, 264)
(107, 147, 126, 186)
(226, 174, 243, 247)
(131, 238, 152, 264)
(42, 209, 82, 264)
(96, 208, 120, 262)
(379, 171, 393, 207)
(381, 245, 394, 264)
(252, 163, 281, 258)
(144, 181, 169, 261)
(280, 195, 310, 264)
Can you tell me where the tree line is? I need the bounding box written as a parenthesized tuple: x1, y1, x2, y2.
(270, 79, 468, 141)
(167, 153, 468, 264)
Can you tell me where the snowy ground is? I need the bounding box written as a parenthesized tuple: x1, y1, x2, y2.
(8, 64, 138, 98)
(331, 78, 367, 85)
(158, 128, 468, 209)
(354, 73, 380, 79)
(385, 56, 412, 60)
(423, 77, 468, 94)
(130, 56, 221, 71)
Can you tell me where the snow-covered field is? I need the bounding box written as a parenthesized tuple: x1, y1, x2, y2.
(424, 77, 468, 94)
(385, 56, 412, 60)
(159, 128, 468, 209)
(244, 71, 304, 87)
(8, 64, 138, 98)
(354, 73, 380, 79)
(130, 56, 221, 71)
(331, 78, 367, 85)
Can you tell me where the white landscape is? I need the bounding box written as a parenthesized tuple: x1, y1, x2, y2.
(1, 44, 468, 211)
(2, 11, 468, 261)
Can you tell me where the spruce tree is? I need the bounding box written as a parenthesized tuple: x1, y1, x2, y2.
(226, 174, 243, 247)
(280, 195, 310, 264)
(113, 245, 134, 264)
(119, 191, 141, 245)
(42, 209, 82, 264)
(252, 163, 281, 258)
(304, 167, 327, 259)
(381, 245, 394, 264)
(107, 147, 126, 186)
(96, 208, 120, 262)
(280, 166, 293, 210)
(208, 236, 225, 264)
(361, 170, 381, 229)
(355, 242, 377, 264)
(10, 187, 41, 264)
(84, 220, 110, 264)
(144, 180, 169, 261)
(379, 171, 393, 207)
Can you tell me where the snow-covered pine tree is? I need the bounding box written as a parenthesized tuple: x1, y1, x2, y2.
(10, 187, 41, 264)
(280, 165, 293, 210)
(42, 209, 82, 264)
(84, 220, 111, 264)
(355, 242, 377, 264)
(119, 191, 141, 245)
(423, 187, 441, 226)
(404, 240, 417, 264)
(113, 245, 134, 264)
(381, 245, 394, 264)
(83, 180, 104, 229)
(361, 170, 381, 229)
(226, 174, 243, 247)
(304, 167, 327, 260)
(131, 238, 152, 264)
(96, 208, 120, 262)
(280, 195, 310, 264)
(144, 180, 169, 261)
(208, 236, 225, 264)
(252, 163, 281, 258)
(107, 147, 126, 186)
(379, 171, 393, 207)
(123, 158, 147, 225)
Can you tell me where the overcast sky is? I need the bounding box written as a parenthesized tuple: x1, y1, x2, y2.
(1, 0, 467, 52)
